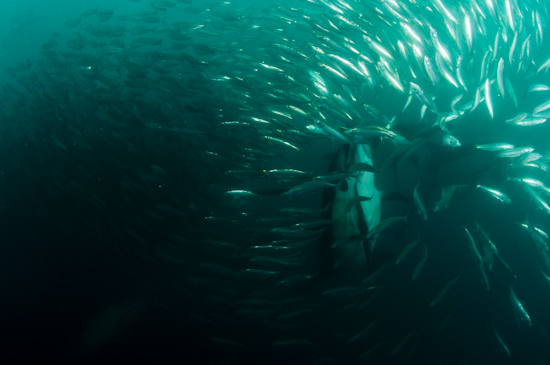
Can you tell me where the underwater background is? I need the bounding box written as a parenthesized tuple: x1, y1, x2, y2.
(1, 0, 550, 363)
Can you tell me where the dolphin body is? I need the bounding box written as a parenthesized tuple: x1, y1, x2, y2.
(320, 144, 382, 282)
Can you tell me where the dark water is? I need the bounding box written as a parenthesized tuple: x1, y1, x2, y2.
(1, 0, 550, 364)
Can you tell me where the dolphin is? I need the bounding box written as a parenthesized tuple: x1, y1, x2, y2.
(319, 144, 382, 282)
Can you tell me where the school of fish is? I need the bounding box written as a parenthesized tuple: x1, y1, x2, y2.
(3, 0, 550, 363)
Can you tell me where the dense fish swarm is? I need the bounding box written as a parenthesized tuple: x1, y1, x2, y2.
(3, 0, 550, 363)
